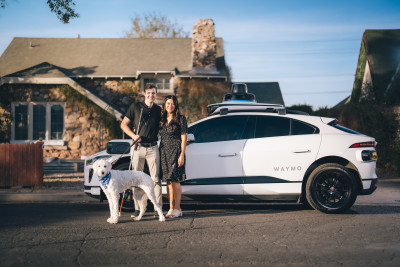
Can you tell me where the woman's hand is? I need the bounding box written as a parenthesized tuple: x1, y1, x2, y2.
(178, 154, 185, 167)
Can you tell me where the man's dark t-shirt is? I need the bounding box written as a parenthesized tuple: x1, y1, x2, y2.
(124, 102, 162, 143)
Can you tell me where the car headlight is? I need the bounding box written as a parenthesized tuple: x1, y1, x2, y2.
(361, 150, 378, 161)
(86, 155, 112, 166)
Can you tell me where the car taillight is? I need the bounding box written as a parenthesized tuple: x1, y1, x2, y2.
(349, 141, 375, 148)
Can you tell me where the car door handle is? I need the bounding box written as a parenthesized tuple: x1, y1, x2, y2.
(218, 153, 237, 157)
(293, 150, 311, 153)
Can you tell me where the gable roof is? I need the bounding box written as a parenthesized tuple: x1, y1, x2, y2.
(351, 29, 400, 103)
(365, 29, 400, 89)
(0, 37, 226, 78)
(240, 82, 284, 105)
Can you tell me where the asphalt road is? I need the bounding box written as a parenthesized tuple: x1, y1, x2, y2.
(1, 179, 399, 266)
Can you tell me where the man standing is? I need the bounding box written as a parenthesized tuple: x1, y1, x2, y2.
(120, 84, 162, 216)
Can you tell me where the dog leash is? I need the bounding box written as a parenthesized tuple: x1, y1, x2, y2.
(114, 135, 141, 216)
(119, 191, 124, 217)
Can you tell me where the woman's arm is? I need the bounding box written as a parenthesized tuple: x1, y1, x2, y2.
(178, 133, 187, 167)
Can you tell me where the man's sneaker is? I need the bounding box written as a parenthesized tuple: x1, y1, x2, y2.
(130, 210, 140, 218)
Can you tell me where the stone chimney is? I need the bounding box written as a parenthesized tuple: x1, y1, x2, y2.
(191, 19, 218, 74)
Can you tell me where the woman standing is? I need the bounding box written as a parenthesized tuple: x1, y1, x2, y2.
(159, 95, 188, 218)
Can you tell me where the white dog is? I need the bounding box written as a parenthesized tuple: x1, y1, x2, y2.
(93, 159, 165, 224)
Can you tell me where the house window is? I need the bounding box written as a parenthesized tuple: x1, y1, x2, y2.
(51, 105, 64, 139)
(14, 104, 28, 140)
(12, 102, 65, 143)
(143, 78, 170, 90)
(33, 104, 46, 140)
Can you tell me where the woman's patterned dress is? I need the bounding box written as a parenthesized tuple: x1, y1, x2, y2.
(159, 115, 188, 183)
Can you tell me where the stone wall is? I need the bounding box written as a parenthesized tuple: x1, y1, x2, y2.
(77, 78, 140, 116)
(0, 84, 114, 159)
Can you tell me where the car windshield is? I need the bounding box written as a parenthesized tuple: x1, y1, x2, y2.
(106, 142, 131, 154)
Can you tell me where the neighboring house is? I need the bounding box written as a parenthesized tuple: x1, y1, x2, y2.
(241, 82, 284, 105)
(0, 19, 229, 159)
(350, 29, 400, 104)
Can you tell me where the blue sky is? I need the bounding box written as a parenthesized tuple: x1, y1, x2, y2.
(1, 0, 400, 108)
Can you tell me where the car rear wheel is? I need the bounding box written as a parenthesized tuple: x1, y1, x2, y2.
(306, 163, 357, 213)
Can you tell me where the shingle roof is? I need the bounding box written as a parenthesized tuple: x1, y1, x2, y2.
(0, 37, 226, 78)
(240, 82, 284, 105)
(361, 29, 400, 100)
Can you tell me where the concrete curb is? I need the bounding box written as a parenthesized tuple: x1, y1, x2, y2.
(0, 190, 99, 203)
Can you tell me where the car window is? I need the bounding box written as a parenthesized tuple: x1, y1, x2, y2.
(330, 124, 361, 135)
(241, 115, 256, 139)
(255, 116, 290, 138)
(291, 119, 319, 135)
(188, 124, 197, 135)
(193, 115, 249, 143)
(106, 142, 131, 154)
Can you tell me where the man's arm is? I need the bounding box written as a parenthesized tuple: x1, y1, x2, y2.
(120, 116, 140, 141)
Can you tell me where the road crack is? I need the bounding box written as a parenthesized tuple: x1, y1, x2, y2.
(75, 231, 90, 267)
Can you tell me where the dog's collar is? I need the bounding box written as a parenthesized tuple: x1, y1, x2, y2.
(97, 172, 111, 189)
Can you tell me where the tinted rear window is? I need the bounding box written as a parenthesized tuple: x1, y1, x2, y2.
(330, 124, 361, 135)
(291, 119, 319, 135)
(255, 116, 290, 138)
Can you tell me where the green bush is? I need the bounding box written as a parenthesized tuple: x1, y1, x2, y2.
(337, 102, 400, 175)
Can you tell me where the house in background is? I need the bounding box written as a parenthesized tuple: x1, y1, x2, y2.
(350, 29, 400, 104)
(0, 19, 229, 159)
(241, 82, 284, 105)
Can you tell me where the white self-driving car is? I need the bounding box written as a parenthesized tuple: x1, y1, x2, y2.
(84, 84, 378, 213)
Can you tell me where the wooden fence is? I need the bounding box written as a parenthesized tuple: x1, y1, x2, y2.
(0, 142, 43, 187)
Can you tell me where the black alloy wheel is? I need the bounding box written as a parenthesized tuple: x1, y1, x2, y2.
(306, 163, 358, 213)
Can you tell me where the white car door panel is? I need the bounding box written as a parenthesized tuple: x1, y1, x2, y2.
(184, 140, 245, 195)
(186, 140, 245, 179)
(243, 135, 321, 180)
(243, 134, 321, 196)
(183, 115, 250, 196)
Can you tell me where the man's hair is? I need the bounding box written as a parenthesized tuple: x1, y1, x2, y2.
(145, 83, 157, 93)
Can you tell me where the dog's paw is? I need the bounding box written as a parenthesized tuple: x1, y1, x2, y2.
(108, 218, 118, 224)
(159, 215, 166, 222)
(107, 216, 118, 224)
(133, 217, 142, 221)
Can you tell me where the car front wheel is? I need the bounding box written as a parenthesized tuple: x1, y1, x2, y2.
(306, 163, 358, 213)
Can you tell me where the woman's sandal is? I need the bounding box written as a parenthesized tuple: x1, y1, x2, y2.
(169, 209, 182, 218)
(166, 209, 174, 217)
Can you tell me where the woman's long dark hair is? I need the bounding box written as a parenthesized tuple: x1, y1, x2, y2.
(160, 95, 181, 130)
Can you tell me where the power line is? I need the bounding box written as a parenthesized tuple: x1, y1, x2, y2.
(284, 90, 350, 95)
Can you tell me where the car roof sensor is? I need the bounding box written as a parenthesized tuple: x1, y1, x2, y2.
(223, 83, 256, 102)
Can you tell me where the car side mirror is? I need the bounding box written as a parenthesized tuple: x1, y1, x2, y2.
(187, 133, 195, 143)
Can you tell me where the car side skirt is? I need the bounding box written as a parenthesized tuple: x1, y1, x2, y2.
(181, 194, 300, 202)
(181, 176, 302, 185)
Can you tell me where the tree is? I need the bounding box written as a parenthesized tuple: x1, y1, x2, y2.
(0, 0, 79, 24)
(46, 0, 79, 24)
(124, 12, 189, 38)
